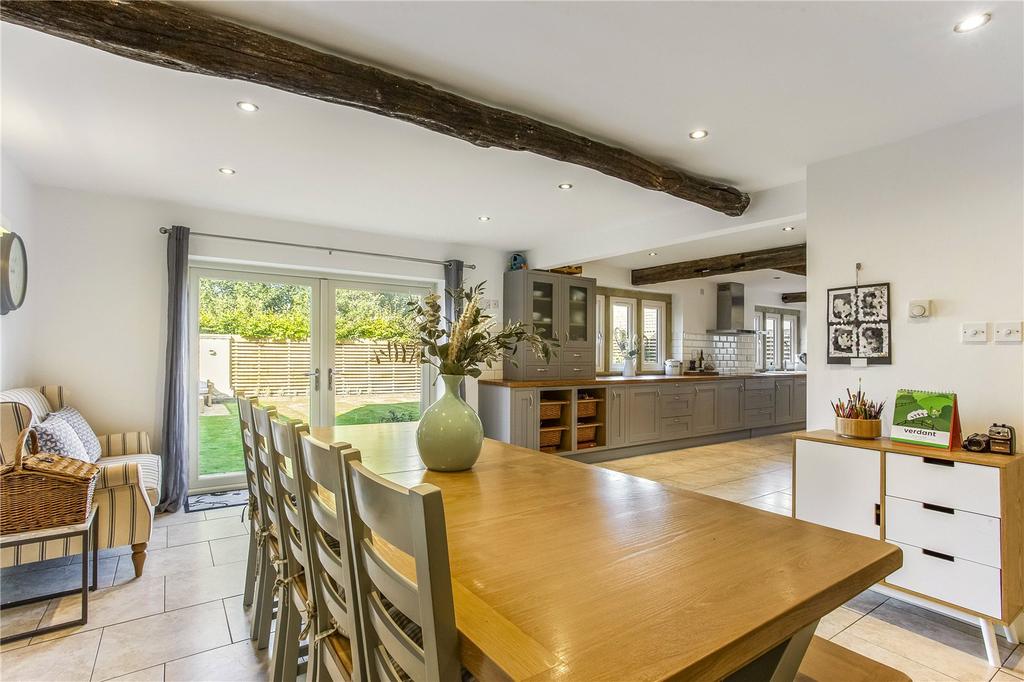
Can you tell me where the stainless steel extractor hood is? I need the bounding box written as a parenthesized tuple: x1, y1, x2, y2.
(706, 282, 756, 334)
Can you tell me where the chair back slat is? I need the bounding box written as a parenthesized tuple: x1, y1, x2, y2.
(344, 459, 461, 682)
(297, 433, 364, 679)
(234, 393, 262, 515)
(269, 417, 310, 572)
(251, 406, 281, 543)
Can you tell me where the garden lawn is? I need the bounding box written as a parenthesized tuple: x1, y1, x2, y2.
(198, 400, 420, 475)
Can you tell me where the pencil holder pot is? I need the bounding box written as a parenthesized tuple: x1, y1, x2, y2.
(835, 417, 882, 440)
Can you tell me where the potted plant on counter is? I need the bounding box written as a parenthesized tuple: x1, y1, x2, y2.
(381, 282, 555, 471)
(832, 381, 885, 439)
(613, 329, 639, 377)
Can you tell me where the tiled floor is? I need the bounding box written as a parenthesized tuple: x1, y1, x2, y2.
(1, 435, 1021, 681)
(597, 433, 1024, 682)
(0, 507, 268, 681)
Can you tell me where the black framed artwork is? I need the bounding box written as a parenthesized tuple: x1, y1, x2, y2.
(827, 283, 891, 364)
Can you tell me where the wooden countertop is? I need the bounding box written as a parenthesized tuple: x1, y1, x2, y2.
(795, 429, 1024, 468)
(308, 422, 900, 681)
(479, 371, 806, 388)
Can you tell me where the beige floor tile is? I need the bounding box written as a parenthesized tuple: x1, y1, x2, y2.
(164, 640, 269, 682)
(101, 527, 169, 559)
(845, 588, 888, 615)
(995, 643, 1023, 676)
(995, 671, 1023, 682)
(106, 665, 166, 682)
(32, 574, 166, 643)
(816, 606, 862, 640)
(831, 631, 955, 681)
(696, 475, 786, 502)
(741, 499, 790, 515)
(843, 607, 1000, 681)
(165, 517, 248, 548)
(209, 535, 251, 566)
(222, 595, 252, 643)
(153, 510, 203, 528)
(0, 600, 49, 651)
(113, 542, 213, 584)
(0, 628, 102, 681)
(202, 506, 248, 520)
(164, 560, 247, 611)
(92, 601, 231, 681)
(748, 490, 793, 511)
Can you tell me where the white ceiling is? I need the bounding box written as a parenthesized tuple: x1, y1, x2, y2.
(2, 2, 1021, 257)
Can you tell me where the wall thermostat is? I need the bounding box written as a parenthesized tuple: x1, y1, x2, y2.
(908, 299, 931, 319)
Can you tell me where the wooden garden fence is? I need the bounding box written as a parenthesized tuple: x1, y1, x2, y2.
(225, 337, 420, 397)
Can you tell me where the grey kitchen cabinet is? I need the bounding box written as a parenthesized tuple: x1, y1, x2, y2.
(626, 386, 662, 444)
(793, 378, 807, 422)
(693, 384, 718, 435)
(606, 387, 628, 447)
(774, 378, 794, 424)
(510, 389, 539, 450)
(503, 269, 596, 380)
(716, 380, 745, 432)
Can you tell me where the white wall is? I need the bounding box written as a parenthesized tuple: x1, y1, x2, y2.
(807, 107, 1024, 445)
(0, 156, 36, 389)
(10, 185, 507, 446)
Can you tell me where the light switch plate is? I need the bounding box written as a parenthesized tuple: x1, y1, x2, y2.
(961, 322, 988, 343)
(994, 321, 1022, 343)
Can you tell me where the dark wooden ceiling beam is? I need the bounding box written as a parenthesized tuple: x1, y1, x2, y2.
(631, 244, 806, 285)
(1, 0, 751, 217)
(781, 291, 807, 304)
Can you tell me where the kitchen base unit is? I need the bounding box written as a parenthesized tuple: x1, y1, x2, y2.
(478, 374, 806, 463)
(793, 430, 1024, 666)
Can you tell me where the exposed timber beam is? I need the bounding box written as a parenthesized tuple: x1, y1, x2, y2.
(631, 244, 806, 286)
(781, 291, 807, 304)
(1, 0, 751, 216)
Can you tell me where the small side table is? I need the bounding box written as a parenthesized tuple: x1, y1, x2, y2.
(0, 510, 98, 644)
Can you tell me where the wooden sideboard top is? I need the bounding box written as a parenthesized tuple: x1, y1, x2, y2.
(480, 371, 806, 389)
(795, 429, 1024, 468)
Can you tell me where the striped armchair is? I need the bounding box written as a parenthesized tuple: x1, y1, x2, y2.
(0, 386, 159, 577)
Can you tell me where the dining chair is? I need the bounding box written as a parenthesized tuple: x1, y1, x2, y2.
(234, 392, 260, 610)
(267, 415, 316, 682)
(250, 404, 284, 652)
(343, 458, 465, 682)
(297, 433, 364, 682)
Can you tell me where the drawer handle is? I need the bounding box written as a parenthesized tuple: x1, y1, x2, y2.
(922, 457, 954, 467)
(572, 368, 582, 372)
(922, 548, 955, 562)
(536, 368, 548, 373)
(922, 502, 955, 515)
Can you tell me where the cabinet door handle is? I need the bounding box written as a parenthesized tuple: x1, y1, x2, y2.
(874, 503, 881, 526)
(536, 368, 548, 373)
(923, 548, 955, 562)
(528, 395, 534, 407)
(923, 502, 955, 515)
(922, 457, 954, 467)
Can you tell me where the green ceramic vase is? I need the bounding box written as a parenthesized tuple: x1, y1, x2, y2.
(416, 374, 484, 471)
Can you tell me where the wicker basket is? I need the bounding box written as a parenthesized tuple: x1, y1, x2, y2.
(577, 399, 600, 419)
(0, 429, 100, 534)
(539, 400, 566, 421)
(576, 423, 602, 442)
(539, 426, 567, 448)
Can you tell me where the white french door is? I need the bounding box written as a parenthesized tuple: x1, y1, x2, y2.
(188, 267, 434, 494)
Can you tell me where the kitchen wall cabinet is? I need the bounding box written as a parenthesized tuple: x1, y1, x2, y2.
(606, 387, 628, 448)
(715, 381, 745, 432)
(774, 378, 794, 424)
(693, 384, 718, 435)
(503, 270, 596, 380)
(627, 386, 661, 444)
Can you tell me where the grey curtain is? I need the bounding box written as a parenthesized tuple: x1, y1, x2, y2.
(158, 225, 189, 512)
(444, 260, 466, 398)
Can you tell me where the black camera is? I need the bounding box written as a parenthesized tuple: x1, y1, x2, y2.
(962, 433, 991, 452)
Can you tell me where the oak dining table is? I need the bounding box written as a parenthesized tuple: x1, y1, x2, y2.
(307, 422, 901, 682)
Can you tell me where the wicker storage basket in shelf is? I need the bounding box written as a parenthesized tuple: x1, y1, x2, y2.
(539, 426, 567, 448)
(576, 423, 602, 443)
(576, 398, 601, 419)
(539, 400, 567, 421)
(0, 430, 100, 534)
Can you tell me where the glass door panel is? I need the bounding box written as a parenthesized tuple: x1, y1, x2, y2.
(527, 275, 557, 344)
(190, 269, 318, 492)
(565, 281, 591, 347)
(324, 281, 428, 426)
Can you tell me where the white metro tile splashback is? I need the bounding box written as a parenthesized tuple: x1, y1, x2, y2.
(679, 333, 756, 374)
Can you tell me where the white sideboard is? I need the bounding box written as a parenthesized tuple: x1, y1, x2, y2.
(793, 431, 1024, 666)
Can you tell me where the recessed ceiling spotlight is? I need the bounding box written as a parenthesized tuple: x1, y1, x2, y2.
(218, 167, 236, 175)
(701, 268, 711, 273)
(648, 251, 658, 256)
(689, 129, 709, 140)
(236, 101, 259, 113)
(477, 215, 492, 222)
(782, 226, 796, 231)
(954, 12, 991, 33)
(558, 183, 574, 190)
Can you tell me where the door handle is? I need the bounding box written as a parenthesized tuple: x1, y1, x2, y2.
(327, 367, 334, 392)
(528, 394, 534, 407)
(307, 368, 320, 391)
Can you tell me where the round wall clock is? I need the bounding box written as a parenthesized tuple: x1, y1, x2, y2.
(1, 231, 28, 315)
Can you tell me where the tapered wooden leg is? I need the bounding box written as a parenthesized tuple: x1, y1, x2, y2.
(131, 543, 147, 578)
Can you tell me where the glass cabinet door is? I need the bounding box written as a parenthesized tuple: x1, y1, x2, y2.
(526, 273, 559, 357)
(563, 279, 594, 349)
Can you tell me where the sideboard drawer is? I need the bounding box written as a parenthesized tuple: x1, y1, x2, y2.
(659, 382, 696, 396)
(661, 416, 693, 439)
(561, 350, 590, 363)
(885, 453, 1000, 518)
(887, 541, 1002, 618)
(885, 496, 1001, 568)
(661, 393, 694, 417)
(560, 363, 594, 380)
(745, 377, 774, 391)
(520, 365, 558, 380)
